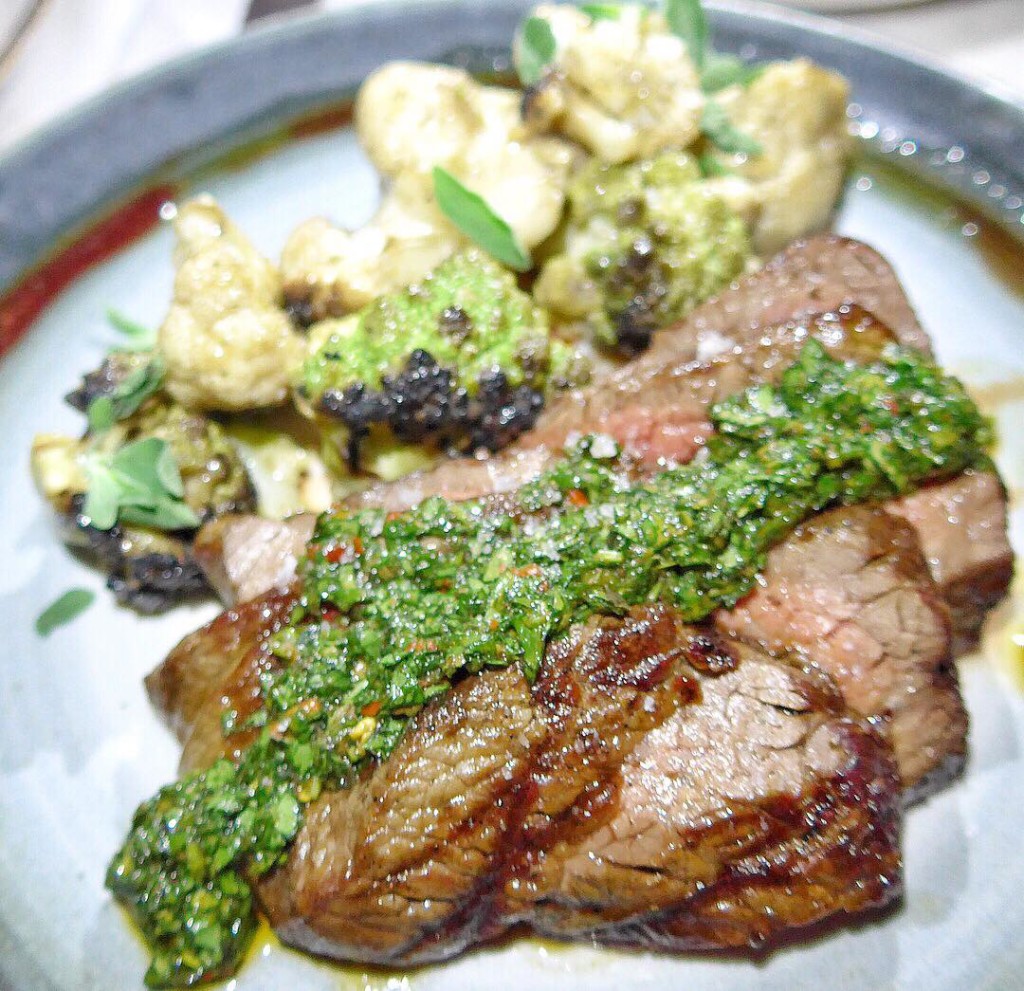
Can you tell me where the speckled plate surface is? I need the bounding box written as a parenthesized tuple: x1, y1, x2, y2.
(1, 3, 1023, 990)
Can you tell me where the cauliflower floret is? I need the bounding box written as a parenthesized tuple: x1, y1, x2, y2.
(357, 62, 576, 249)
(282, 63, 580, 323)
(519, 5, 704, 164)
(535, 152, 751, 354)
(703, 60, 851, 254)
(281, 175, 460, 322)
(158, 196, 304, 411)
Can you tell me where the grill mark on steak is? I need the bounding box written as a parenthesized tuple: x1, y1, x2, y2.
(600, 718, 901, 952)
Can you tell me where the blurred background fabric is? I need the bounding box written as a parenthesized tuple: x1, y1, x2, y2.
(0, 0, 1021, 154)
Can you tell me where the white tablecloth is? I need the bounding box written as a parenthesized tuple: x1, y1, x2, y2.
(0, 0, 1021, 154)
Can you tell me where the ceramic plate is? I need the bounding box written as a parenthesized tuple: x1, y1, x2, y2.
(1, 2, 1023, 989)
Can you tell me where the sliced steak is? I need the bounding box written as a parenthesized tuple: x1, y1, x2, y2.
(496, 630, 900, 953)
(716, 505, 966, 801)
(889, 469, 1013, 653)
(145, 590, 296, 744)
(152, 602, 901, 964)
(194, 515, 312, 606)
(676, 233, 928, 356)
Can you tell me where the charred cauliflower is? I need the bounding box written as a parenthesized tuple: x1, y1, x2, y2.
(702, 60, 851, 254)
(518, 5, 704, 164)
(299, 250, 577, 469)
(535, 151, 751, 354)
(158, 196, 304, 411)
(280, 175, 460, 325)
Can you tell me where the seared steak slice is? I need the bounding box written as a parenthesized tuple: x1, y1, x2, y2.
(145, 590, 295, 744)
(889, 470, 1013, 653)
(348, 305, 895, 510)
(496, 630, 900, 953)
(676, 233, 929, 356)
(194, 515, 312, 606)
(151, 603, 901, 964)
(716, 506, 966, 800)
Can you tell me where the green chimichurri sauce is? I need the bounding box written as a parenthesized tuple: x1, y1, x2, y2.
(107, 341, 992, 988)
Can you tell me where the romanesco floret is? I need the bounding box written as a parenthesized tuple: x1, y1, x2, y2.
(535, 151, 752, 354)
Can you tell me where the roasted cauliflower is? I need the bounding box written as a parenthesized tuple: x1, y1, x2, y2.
(281, 63, 579, 323)
(518, 5, 704, 164)
(703, 59, 851, 254)
(158, 196, 304, 412)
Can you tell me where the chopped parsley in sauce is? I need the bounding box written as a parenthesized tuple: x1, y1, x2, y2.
(107, 342, 991, 987)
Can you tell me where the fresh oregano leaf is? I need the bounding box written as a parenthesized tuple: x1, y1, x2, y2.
(432, 167, 532, 272)
(82, 438, 199, 532)
(701, 52, 764, 94)
(665, 0, 707, 72)
(35, 588, 95, 636)
(700, 99, 763, 156)
(155, 441, 185, 498)
(86, 357, 165, 433)
(580, 3, 622, 21)
(87, 396, 116, 433)
(83, 463, 122, 530)
(107, 308, 157, 352)
(515, 15, 557, 87)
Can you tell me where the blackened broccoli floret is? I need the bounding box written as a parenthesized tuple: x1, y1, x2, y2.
(302, 250, 579, 472)
(318, 349, 544, 469)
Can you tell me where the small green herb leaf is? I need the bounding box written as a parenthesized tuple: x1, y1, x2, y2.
(701, 99, 763, 156)
(36, 588, 95, 636)
(82, 438, 200, 533)
(83, 464, 122, 530)
(665, 0, 707, 72)
(155, 441, 185, 497)
(87, 396, 116, 433)
(86, 357, 165, 433)
(516, 15, 557, 86)
(432, 167, 532, 272)
(581, 3, 621, 21)
(698, 151, 732, 178)
(701, 52, 764, 94)
(107, 308, 157, 352)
